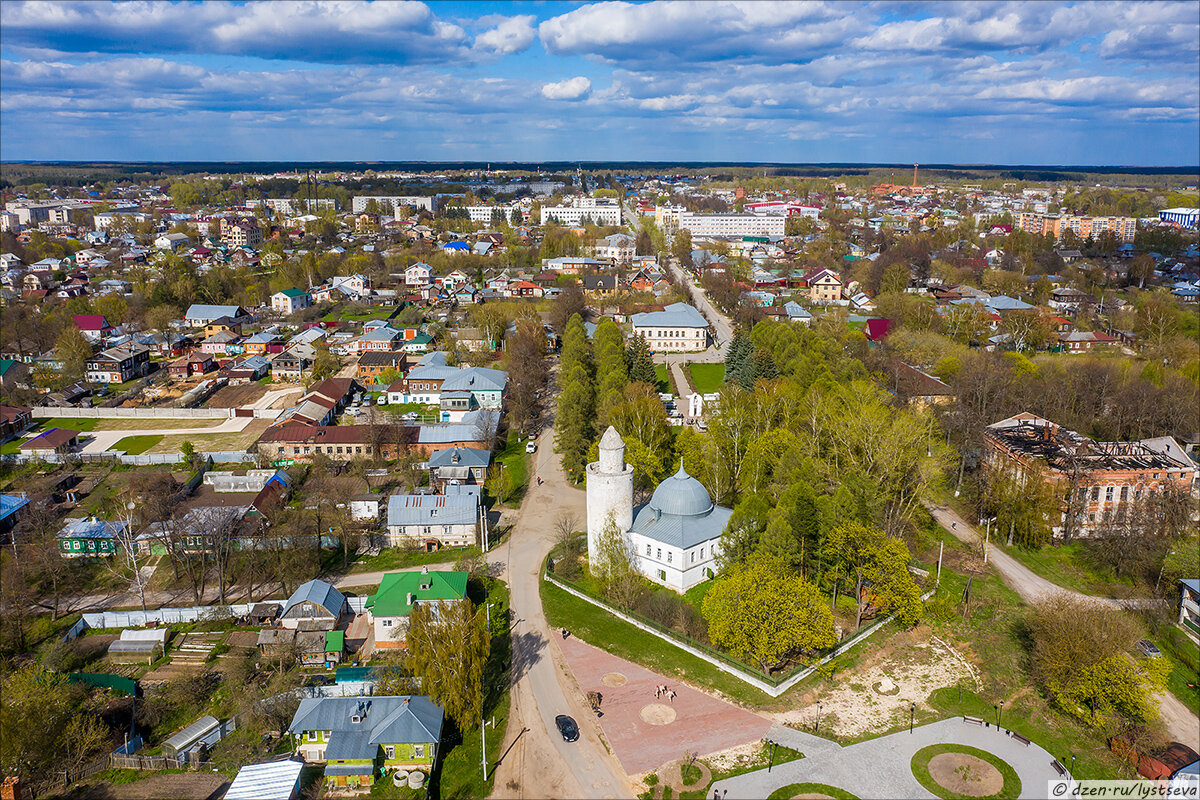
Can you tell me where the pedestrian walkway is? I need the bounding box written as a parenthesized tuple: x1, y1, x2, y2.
(713, 717, 1067, 800)
(558, 635, 772, 774)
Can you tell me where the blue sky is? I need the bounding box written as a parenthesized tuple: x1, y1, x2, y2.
(1, 0, 1197, 165)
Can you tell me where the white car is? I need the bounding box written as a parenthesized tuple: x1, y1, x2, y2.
(525, 441, 537, 454)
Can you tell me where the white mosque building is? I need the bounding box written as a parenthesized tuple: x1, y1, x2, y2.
(586, 426, 732, 592)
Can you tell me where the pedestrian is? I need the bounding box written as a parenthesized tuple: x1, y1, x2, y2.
(723, 790, 728, 799)
(713, 791, 719, 800)
(952, 522, 957, 529)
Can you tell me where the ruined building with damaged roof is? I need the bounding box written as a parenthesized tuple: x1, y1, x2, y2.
(983, 412, 1196, 538)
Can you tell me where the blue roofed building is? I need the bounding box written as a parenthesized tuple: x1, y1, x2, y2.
(385, 485, 481, 549)
(630, 302, 710, 353)
(281, 579, 349, 631)
(289, 695, 445, 789)
(57, 516, 128, 558)
(1, 493, 30, 535)
(184, 303, 248, 325)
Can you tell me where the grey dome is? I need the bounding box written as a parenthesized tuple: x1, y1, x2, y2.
(649, 465, 713, 517)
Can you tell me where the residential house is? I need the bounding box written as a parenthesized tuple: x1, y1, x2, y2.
(0, 405, 34, 441)
(154, 232, 190, 251)
(204, 317, 244, 337)
(1048, 287, 1094, 314)
(271, 350, 311, 381)
(594, 232, 635, 263)
(57, 517, 127, 558)
(257, 423, 404, 463)
(289, 696, 444, 789)
(0, 360, 30, 388)
(85, 343, 150, 384)
(630, 302, 709, 352)
(1179, 579, 1199, 640)
(804, 268, 844, 305)
(1059, 331, 1119, 353)
(168, 353, 214, 378)
(384, 488, 481, 552)
(224, 355, 272, 384)
(356, 325, 403, 353)
(272, 288, 312, 315)
(783, 301, 813, 324)
(367, 569, 469, 648)
(243, 328, 285, 356)
(73, 314, 114, 343)
(280, 579, 349, 631)
(356, 351, 408, 383)
(404, 262, 433, 286)
(201, 330, 242, 357)
(582, 275, 619, 298)
(185, 304, 248, 326)
(426, 446, 490, 490)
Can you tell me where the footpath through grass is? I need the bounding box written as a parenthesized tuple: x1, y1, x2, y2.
(998, 540, 1139, 598)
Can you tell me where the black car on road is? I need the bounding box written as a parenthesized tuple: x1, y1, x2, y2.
(555, 714, 579, 742)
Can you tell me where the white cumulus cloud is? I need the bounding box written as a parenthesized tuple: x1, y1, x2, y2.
(474, 15, 536, 55)
(541, 76, 591, 100)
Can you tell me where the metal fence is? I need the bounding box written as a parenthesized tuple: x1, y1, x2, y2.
(1, 449, 254, 466)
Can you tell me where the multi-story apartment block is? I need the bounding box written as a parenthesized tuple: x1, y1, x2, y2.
(1016, 212, 1137, 242)
(983, 413, 1195, 538)
(675, 212, 787, 237)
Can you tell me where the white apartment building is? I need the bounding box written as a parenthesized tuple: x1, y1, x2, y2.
(461, 205, 518, 223)
(594, 233, 636, 263)
(540, 205, 622, 226)
(246, 198, 337, 214)
(675, 212, 786, 237)
(351, 195, 437, 214)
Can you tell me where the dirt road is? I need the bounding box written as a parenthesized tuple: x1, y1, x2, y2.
(491, 381, 632, 799)
(927, 502, 1199, 749)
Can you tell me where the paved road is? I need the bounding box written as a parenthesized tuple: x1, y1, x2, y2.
(714, 718, 1067, 799)
(927, 502, 1199, 749)
(491, 375, 633, 799)
(663, 257, 733, 353)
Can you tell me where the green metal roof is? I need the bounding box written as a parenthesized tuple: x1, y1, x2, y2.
(366, 571, 468, 618)
(325, 630, 344, 652)
(280, 288, 308, 298)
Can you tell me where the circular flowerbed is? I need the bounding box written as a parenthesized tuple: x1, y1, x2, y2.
(602, 672, 628, 687)
(767, 783, 860, 800)
(872, 677, 900, 696)
(910, 744, 1021, 800)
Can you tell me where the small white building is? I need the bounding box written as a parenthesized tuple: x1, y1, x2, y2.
(271, 288, 312, 315)
(154, 232, 190, 250)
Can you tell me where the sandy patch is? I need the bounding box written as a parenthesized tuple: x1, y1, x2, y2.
(640, 704, 677, 725)
(794, 794, 835, 799)
(702, 740, 768, 773)
(602, 672, 628, 687)
(928, 753, 1003, 796)
(776, 633, 975, 738)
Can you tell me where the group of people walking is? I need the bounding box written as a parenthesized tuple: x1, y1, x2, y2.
(655, 684, 676, 702)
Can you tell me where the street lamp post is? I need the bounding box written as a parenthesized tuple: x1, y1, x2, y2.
(979, 516, 996, 564)
(816, 702, 822, 735)
(910, 701, 916, 734)
(997, 701, 1004, 730)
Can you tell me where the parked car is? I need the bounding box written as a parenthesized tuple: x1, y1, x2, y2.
(555, 714, 579, 742)
(525, 440, 537, 454)
(1136, 639, 1162, 658)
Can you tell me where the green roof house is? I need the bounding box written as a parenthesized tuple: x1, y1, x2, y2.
(366, 568, 467, 650)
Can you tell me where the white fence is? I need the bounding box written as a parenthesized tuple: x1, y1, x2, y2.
(32, 406, 233, 419)
(544, 570, 935, 698)
(76, 595, 368, 632)
(1, 449, 255, 466)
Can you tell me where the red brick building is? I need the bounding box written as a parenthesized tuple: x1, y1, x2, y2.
(983, 412, 1196, 537)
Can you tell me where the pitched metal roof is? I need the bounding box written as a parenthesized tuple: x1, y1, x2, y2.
(224, 759, 305, 800)
(631, 302, 708, 329)
(288, 696, 444, 746)
(387, 488, 480, 528)
(367, 570, 469, 618)
(282, 579, 347, 619)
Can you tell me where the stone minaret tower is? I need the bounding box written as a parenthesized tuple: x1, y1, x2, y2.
(586, 426, 634, 561)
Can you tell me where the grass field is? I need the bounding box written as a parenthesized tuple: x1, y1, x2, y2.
(348, 546, 481, 574)
(686, 363, 725, 394)
(998, 541, 1138, 597)
(493, 429, 530, 507)
(112, 435, 164, 455)
(147, 419, 271, 454)
(910, 743, 1020, 800)
(654, 364, 672, 394)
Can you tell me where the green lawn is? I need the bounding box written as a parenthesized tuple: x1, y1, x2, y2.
(910, 743, 1020, 800)
(0, 439, 24, 455)
(112, 435, 163, 455)
(347, 546, 481, 575)
(492, 430, 530, 507)
(654, 364, 671, 394)
(998, 541, 1138, 597)
(686, 363, 725, 394)
(541, 578, 773, 706)
(33, 416, 98, 432)
(1160, 626, 1200, 714)
(768, 784, 858, 800)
